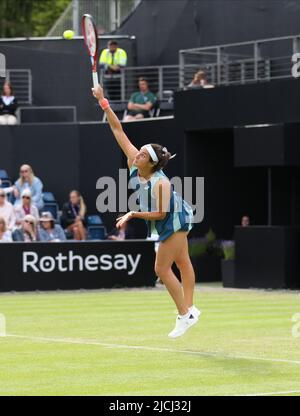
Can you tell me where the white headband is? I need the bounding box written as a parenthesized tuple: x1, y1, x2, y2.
(145, 144, 159, 163)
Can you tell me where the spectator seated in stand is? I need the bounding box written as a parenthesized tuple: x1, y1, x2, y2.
(123, 77, 157, 121)
(0, 216, 12, 242)
(12, 214, 38, 242)
(38, 211, 66, 242)
(241, 215, 250, 227)
(187, 70, 215, 90)
(0, 189, 16, 231)
(0, 81, 18, 125)
(61, 190, 87, 241)
(13, 164, 44, 210)
(14, 189, 39, 228)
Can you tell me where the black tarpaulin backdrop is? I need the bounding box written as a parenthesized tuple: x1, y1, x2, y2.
(116, 0, 300, 65)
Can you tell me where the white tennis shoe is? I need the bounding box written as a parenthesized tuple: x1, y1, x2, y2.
(189, 305, 201, 320)
(168, 310, 199, 339)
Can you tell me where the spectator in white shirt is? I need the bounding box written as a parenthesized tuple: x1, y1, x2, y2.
(0, 216, 12, 242)
(187, 70, 215, 89)
(0, 189, 16, 230)
(14, 189, 39, 227)
(0, 81, 18, 125)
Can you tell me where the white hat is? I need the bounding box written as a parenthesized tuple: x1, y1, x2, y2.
(21, 189, 32, 198)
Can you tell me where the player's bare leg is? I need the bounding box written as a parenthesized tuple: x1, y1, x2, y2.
(175, 233, 195, 308)
(155, 234, 188, 316)
(155, 232, 199, 338)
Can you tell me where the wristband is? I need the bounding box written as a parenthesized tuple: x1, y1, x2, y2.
(99, 98, 110, 111)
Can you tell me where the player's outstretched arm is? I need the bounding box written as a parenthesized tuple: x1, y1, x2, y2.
(92, 85, 138, 166)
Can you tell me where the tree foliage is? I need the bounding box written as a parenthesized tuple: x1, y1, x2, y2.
(0, 0, 71, 38)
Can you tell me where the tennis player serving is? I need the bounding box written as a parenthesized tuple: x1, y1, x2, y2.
(92, 84, 201, 338)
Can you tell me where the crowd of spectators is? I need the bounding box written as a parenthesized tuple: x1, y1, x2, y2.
(0, 164, 136, 243)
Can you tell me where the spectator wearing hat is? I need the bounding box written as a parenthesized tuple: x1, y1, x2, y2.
(38, 212, 66, 242)
(0, 217, 12, 242)
(14, 189, 39, 227)
(12, 214, 38, 242)
(0, 189, 16, 231)
(14, 164, 44, 210)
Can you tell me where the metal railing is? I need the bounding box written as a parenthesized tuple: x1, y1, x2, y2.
(99, 34, 300, 102)
(179, 34, 300, 87)
(0, 69, 32, 104)
(48, 0, 141, 36)
(100, 65, 179, 101)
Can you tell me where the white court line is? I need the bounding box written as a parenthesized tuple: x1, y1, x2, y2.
(5, 333, 300, 366)
(240, 390, 300, 396)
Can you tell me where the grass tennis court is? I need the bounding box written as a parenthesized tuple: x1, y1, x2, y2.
(0, 284, 300, 396)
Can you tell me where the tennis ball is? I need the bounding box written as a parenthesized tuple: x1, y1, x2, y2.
(63, 30, 75, 40)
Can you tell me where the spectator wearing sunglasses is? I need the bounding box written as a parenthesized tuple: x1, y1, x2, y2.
(14, 164, 44, 210)
(12, 214, 38, 242)
(0, 189, 16, 231)
(38, 212, 66, 242)
(14, 189, 39, 227)
(0, 216, 12, 242)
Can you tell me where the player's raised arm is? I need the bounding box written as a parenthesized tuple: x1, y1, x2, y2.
(92, 84, 138, 167)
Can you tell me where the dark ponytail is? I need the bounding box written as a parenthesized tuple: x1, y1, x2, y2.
(149, 143, 176, 172)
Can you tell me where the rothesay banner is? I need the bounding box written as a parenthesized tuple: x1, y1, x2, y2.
(0, 240, 156, 292)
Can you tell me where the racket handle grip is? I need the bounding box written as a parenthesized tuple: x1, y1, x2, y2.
(92, 71, 99, 88)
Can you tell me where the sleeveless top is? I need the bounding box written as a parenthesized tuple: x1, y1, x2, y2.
(129, 166, 194, 242)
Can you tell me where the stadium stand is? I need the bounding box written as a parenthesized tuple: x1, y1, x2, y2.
(42, 192, 60, 222)
(87, 215, 107, 240)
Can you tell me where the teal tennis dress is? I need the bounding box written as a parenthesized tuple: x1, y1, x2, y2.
(129, 166, 194, 242)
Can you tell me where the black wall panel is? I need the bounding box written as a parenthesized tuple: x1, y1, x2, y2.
(235, 226, 300, 289)
(175, 79, 300, 131)
(0, 126, 14, 174)
(234, 123, 300, 167)
(185, 129, 234, 239)
(234, 125, 285, 167)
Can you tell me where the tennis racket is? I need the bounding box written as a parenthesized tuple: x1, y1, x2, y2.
(82, 14, 99, 88)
